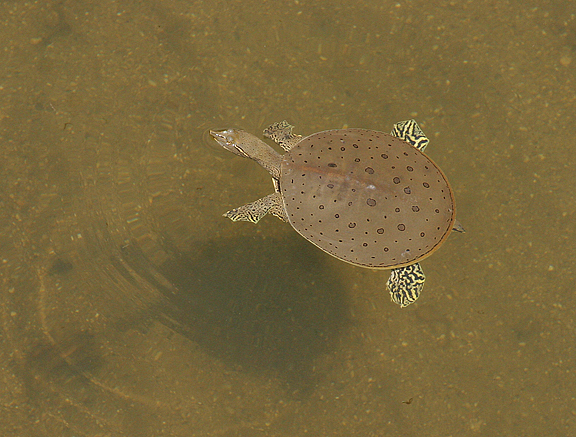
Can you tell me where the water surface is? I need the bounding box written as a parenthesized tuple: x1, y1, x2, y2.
(1, 0, 575, 435)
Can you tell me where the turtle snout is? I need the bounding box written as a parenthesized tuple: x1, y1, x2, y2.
(210, 129, 234, 146)
(210, 129, 245, 156)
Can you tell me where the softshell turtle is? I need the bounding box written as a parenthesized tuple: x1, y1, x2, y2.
(210, 120, 459, 307)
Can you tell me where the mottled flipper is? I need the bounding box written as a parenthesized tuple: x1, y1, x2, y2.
(224, 192, 286, 223)
(387, 263, 426, 308)
(263, 120, 302, 151)
(391, 119, 430, 152)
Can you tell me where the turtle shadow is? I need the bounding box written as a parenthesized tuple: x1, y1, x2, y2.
(157, 234, 351, 392)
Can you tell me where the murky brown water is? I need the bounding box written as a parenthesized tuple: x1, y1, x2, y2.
(1, 0, 575, 435)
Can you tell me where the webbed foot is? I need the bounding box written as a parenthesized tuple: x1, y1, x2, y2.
(224, 192, 287, 223)
(387, 263, 426, 308)
(263, 120, 302, 151)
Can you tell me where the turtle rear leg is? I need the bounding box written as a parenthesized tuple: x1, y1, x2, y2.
(387, 263, 426, 308)
(391, 119, 430, 152)
(224, 192, 287, 223)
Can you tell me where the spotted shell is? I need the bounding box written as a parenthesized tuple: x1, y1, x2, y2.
(280, 128, 455, 269)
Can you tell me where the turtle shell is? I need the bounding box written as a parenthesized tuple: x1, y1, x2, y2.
(279, 128, 455, 269)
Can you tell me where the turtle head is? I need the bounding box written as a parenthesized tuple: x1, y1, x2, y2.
(210, 128, 253, 158)
(210, 127, 283, 178)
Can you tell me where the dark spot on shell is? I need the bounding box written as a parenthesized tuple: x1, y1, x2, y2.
(412, 206, 420, 212)
(394, 207, 400, 213)
(393, 177, 401, 184)
(420, 232, 425, 237)
(328, 163, 337, 168)
(354, 158, 360, 162)
(423, 182, 430, 188)
(319, 205, 325, 210)
(335, 214, 340, 218)
(348, 202, 353, 206)
(377, 228, 384, 234)
(398, 224, 406, 231)
(381, 153, 389, 159)
(362, 243, 368, 247)
(384, 247, 389, 252)
(340, 147, 345, 151)
(366, 198, 377, 207)
(348, 222, 356, 228)
(404, 186, 411, 194)
(365, 167, 374, 174)
(353, 143, 359, 148)
(327, 183, 334, 189)
(435, 208, 440, 213)
(407, 166, 414, 171)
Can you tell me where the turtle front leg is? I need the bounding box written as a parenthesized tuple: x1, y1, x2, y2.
(263, 120, 302, 151)
(224, 192, 287, 223)
(387, 263, 426, 308)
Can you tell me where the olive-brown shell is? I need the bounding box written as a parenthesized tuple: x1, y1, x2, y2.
(280, 129, 455, 269)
